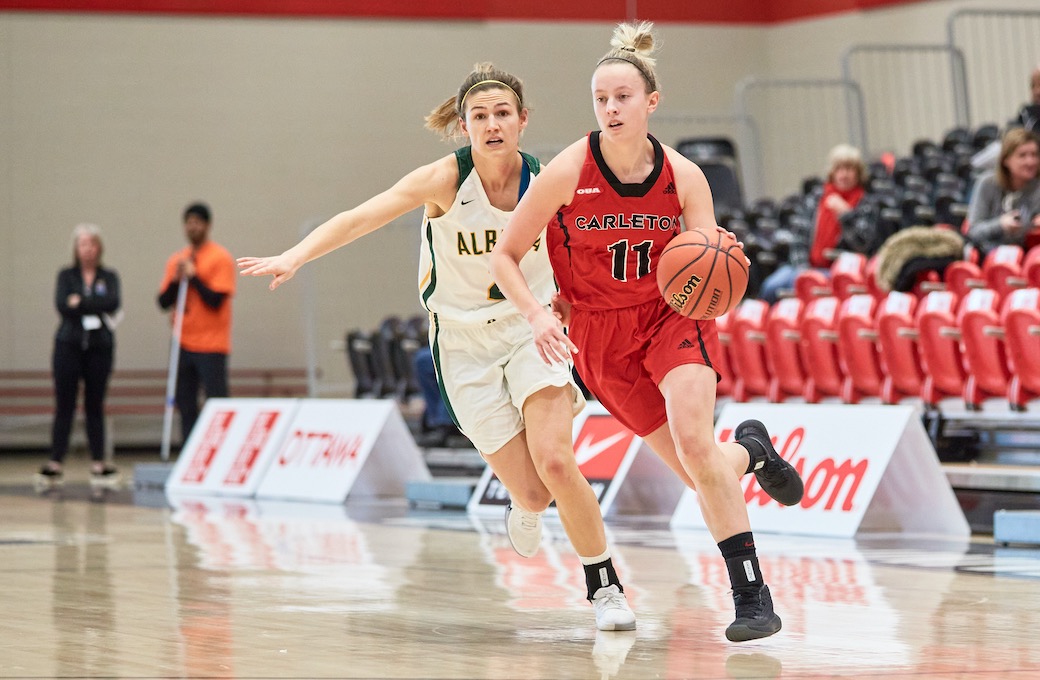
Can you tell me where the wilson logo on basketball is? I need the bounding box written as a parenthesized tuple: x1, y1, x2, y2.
(668, 273, 703, 312)
(719, 425, 870, 512)
(703, 288, 723, 318)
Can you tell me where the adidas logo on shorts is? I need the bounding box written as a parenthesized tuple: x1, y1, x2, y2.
(677, 338, 694, 349)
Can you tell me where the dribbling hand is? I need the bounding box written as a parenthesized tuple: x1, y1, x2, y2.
(712, 224, 752, 266)
(237, 254, 300, 290)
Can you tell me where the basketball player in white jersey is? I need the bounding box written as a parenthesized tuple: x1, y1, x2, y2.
(238, 64, 635, 631)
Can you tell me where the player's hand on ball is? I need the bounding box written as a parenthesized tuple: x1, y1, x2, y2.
(237, 254, 300, 290)
(529, 307, 578, 365)
(712, 225, 751, 266)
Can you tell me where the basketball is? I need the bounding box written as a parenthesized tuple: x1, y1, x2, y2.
(656, 228, 749, 320)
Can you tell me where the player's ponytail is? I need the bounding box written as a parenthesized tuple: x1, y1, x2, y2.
(598, 21, 660, 93)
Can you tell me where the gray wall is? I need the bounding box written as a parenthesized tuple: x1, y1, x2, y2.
(0, 1, 1034, 393)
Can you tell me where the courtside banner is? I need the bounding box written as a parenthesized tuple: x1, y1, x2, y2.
(670, 403, 969, 538)
(467, 401, 682, 517)
(255, 399, 430, 504)
(165, 398, 299, 497)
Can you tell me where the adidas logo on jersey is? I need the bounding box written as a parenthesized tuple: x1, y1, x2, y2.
(663, 182, 676, 195)
(576, 187, 602, 195)
(677, 338, 694, 349)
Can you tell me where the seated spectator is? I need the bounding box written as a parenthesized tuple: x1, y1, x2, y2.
(413, 345, 468, 448)
(966, 128, 1040, 256)
(759, 144, 867, 303)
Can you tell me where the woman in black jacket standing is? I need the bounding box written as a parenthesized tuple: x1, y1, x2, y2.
(37, 224, 121, 488)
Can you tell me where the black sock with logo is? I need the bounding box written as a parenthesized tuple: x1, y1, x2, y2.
(584, 559, 622, 600)
(719, 532, 763, 591)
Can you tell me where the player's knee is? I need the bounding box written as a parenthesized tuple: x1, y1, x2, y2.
(514, 485, 553, 513)
(673, 429, 716, 467)
(534, 451, 577, 488)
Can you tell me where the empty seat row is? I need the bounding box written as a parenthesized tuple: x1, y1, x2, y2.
(345, 314, 428, 401)
(717, 285, 1040, 412)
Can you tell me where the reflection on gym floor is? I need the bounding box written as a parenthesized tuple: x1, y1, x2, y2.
(3, 483, 1040, 679)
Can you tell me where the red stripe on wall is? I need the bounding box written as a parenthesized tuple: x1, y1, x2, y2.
(0, 0, 930, 23)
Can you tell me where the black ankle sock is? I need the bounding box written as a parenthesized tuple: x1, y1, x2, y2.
(584, 559, 622, 600)
(738, 437, 767, 475)
(719, 532, 763, 590)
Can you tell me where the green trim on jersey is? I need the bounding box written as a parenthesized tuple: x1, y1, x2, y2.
(421, 214, 437, 308)
(429, 318, 462, 430)
(454, 146, 541, 189)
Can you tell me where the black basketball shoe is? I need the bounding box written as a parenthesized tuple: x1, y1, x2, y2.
(726, 584, 782, 642)
(735, 419, 804, 506)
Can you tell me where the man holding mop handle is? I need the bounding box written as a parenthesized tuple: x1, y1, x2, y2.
(157, 202, 236, 452)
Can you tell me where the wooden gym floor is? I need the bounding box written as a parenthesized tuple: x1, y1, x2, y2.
(2, 451, 1040, 680)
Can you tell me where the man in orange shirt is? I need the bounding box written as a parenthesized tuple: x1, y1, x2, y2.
(157, 202, 235, 442)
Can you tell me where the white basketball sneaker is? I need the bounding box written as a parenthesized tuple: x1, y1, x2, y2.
(591, 585, 636, 631)
(505, 504, 543, 558)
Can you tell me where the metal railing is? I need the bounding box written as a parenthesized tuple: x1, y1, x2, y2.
(842, 43, 970, 155)
(947, 8, 1040, 130)
(735, 77, 867, 201)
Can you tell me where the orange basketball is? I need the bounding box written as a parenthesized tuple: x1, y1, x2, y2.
(656, 228, 749, 320)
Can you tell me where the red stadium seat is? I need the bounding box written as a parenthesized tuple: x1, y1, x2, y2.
(830, 252, 870, 300)
(836, 294, 883, 403)
(981, 245, 1026, 303)
(714, 311, 735, 398)
(916, 291, 968, 407)
(943, 260, 984, 303)
(1019, 246, 1040, 288)
(1004, 287, 1040, 410)
(864, 255, 886, 302)
(763, 297, 806, 402)
(875, 291, 925, 404)
(958, 287, 1010, 408)
(793, 269, 832, 303)
(728, 299, 772, 402)
(799, 296, 843, 403)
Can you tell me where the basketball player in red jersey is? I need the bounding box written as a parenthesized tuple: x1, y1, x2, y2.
(490, 21, 804, 642)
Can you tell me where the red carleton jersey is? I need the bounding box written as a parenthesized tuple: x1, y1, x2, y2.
(548, 131, 682, 310)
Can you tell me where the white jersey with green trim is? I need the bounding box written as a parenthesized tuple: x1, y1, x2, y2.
(417, 148, 556, 325)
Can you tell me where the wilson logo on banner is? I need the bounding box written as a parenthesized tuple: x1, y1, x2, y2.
(671, 403, 969, 538)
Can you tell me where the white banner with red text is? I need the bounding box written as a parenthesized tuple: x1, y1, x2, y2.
(164, 398, 430, 503)
(165, 398, 300, 497)
(255, 399, 429, 503)
(670, 403, 969, 538)
(467, 401, 683, 517)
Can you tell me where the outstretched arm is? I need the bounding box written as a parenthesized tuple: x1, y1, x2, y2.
(490, 140, 585, 364)
(238, 157, 456, 290)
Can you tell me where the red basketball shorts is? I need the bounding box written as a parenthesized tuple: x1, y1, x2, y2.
(569, 298, 720, 437)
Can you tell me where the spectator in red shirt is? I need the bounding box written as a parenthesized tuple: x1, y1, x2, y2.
(759, 144, 867, 303)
